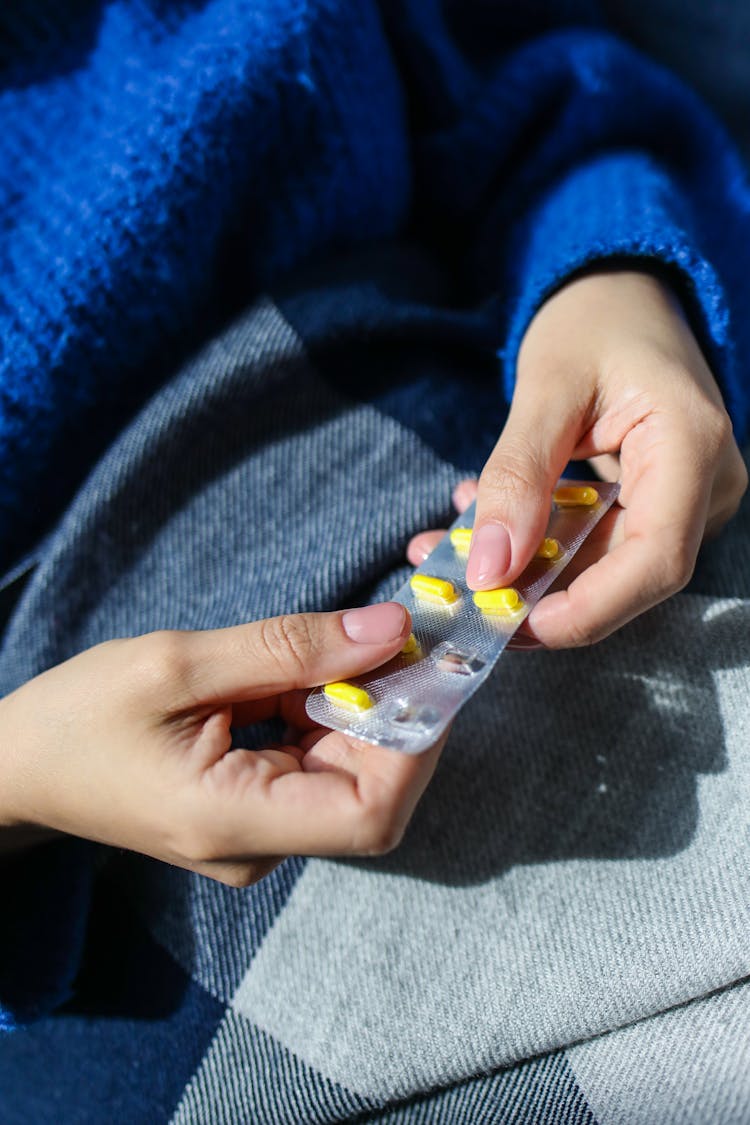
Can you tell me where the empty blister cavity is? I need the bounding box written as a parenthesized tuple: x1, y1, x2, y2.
(433, 644, 485, 677)
(307, 479, 619, 753)
(388, 700, 442, 732)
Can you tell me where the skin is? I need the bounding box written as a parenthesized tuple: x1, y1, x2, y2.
(408, 270, 748, 648)
(0, 270, 745, 879)
(0, 604, 444, 884)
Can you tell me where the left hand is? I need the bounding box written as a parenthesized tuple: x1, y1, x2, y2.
(0, 604, 444, 883)
(408, 270, 748, 648)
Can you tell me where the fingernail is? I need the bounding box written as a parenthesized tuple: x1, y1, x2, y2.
(507, 635, 544, 651)
(342, 602, 407, 644)
(452, 480, 476, 511)
(465, 522, 511, 589)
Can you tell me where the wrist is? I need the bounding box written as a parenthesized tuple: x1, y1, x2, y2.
(0, 688, 58, 855)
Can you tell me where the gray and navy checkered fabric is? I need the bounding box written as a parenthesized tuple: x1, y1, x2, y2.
(1, 251, 749, 1122)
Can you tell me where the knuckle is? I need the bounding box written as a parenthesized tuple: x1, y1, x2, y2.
(480, 447, 546, 504)
(256, 614, 316, 685)
(710, 466, 747, 533)
(671, 544, 697, 592)
(726, 454, 749, 507)
(175, 824, 222, 866)
(133, 630, 192, 698)
(211, 864, 264, 889)
(564, 615, 600, 649)
(702, 402, 734, 454)
(355, 803, 405, 856)
(167, 805, 231, 867)
(656, 537, 696, 596)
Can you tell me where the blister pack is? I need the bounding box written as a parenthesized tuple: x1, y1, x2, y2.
(306, 481, 620, 753)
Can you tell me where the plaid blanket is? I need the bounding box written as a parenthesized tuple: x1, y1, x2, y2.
(1, 249, 749, 1122)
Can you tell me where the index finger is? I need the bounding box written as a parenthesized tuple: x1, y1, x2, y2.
(526, 427, 712, 648)
(207, 728, 446, 858)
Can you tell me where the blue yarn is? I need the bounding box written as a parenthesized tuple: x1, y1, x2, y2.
(1, 0, 749, 571)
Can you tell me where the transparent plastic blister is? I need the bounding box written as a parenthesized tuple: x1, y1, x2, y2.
(306, 481, 619, 753)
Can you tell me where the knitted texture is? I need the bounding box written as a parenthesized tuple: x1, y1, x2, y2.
(2, 0, 750, 571)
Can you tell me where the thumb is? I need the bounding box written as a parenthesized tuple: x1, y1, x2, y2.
(466, 375, 584, 591)
(168, 603, 412, 705)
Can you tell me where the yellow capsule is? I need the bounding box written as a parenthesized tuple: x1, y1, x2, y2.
(472, 587, 524, 615)
(449, 527, 473, 554)
(553, 484, 598, 508)
(536, 537, 561, 560)
(410, 574, 459, 606)
(323, 681, 374, 713)
(401, 632, 419, 655)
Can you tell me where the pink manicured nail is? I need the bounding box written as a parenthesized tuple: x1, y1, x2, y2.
(342, 602, 407, 644)
(452, 480, 477, 512)
(465, 522, 511, 589)
(409, 539, 432, 564)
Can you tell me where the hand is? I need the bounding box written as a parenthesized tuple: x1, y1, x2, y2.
(0, 604, 444, 884)
(409, 270, 748, 647)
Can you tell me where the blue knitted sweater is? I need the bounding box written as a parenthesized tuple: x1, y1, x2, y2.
(2, 0, 750, 574)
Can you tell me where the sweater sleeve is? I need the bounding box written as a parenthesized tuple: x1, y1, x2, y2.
(499, 147, 744, 432)
(380, 5, 750, 441)
(487, 32, 750, 441)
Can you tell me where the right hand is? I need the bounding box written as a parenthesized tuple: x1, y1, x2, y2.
(0, 603, 444, 885)
(407, 273, 747, 649)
